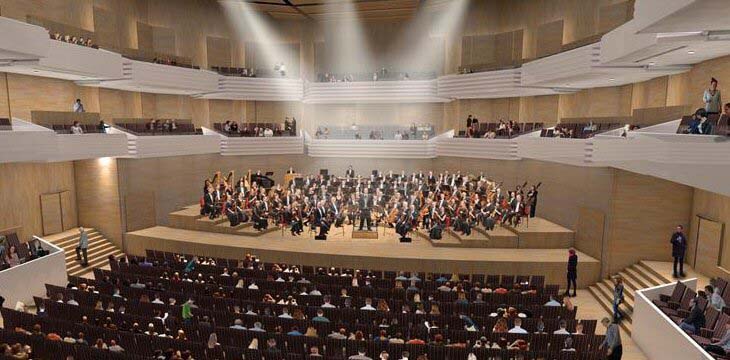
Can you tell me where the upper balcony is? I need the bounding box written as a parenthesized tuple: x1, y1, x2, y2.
(305, 130, 444, 159)
(92, 59, 219, 95)
(303, 80, 448, 104)
(195, 76, 304, 101)
(439, 68, 558, 99)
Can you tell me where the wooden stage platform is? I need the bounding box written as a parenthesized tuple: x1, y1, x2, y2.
(125, 224, 600, 287)
(169, 205, 575, 249)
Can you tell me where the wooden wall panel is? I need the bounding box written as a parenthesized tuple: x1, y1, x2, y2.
(519, 95, 560, 125)
(74, 159, 123, 248)
(605, 170, 694, 275)
(631, 76, 668, 110)
(206, 36, 232, 67)
(535, 20, 564, 59)
(0, 162, 77, 242)
(575, 207, 606, 262)
(598, 1, 634, 34)
(688, 189, 730, 278)
(558, 85, 633, 119)
(152, 25, 176, 56)
(124, 192, 156, 233)
(59, 190, 77, 231)
(40, 193, 62, 235)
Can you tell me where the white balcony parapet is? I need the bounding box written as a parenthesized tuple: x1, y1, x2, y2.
(303, 80, 448, 104)
(0, 235, 66, 307)
(95, 59, 219, 95)
(435, 133, 520, 160)
(439, 68, 558, 99)
(0, 119, 56, 163)
(203, 127, 304, 156)
(195, 76, 304, 101)
(305, 130, 447, 158)
(633, 279, 712, 360)
(0, 17, 49, 61)
(116, 127, 220, 158)
(51, 133, 128, 162)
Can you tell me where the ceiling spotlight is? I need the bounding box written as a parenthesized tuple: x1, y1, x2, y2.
(688, 50, 695, 55)
(648, 62, 656, 66)
(609, 78, 615, 81)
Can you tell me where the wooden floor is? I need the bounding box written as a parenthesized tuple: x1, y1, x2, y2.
(126, 225, 600, 287)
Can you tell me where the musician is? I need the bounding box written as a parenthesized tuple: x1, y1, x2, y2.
(290, 203, 304, 236)
(202, 187, 217, 218)
(252, 200, 268, 231)
(358, 188, 373, 231)
(527, 184, 540, 218)
(345, 166, 355, 178)
(317, 213, 331, 240)
(225, 198, 239, 226)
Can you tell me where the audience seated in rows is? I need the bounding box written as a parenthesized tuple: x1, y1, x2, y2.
(0, 249, 611, 360)
(211, 66, 257, 78)
(677, 106, 729, 136)
(50, 32, 97, 49)
(460, 115, 543, 139)
(0, 234, 49, 271)
(214, 118, 296, 137)
(0, 118, 11, 131)
(539, 122, 625, 139)
(116, 119, 198, 136)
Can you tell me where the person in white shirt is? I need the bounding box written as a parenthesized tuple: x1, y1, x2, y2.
(66, 296, 79, 306)
(72, 99, 85, 113)
(264, 127, 274, 137)
(279, 307, 293, 319)
(394, 131, 403, 140)
(321, 295, 337, 308)
(248, 281, 259, 290)
(309, 286, 322, 296)
(545, 295, 561, 307)
(70, 121, 84, 134)
(230, 319, 246, 330)
(360, 298, 376, 311)
(152, 294, 164, 304)
(508, 318, 528, 334)
(553, 320, 570, 334)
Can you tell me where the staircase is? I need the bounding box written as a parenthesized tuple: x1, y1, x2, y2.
(588, 261, 673, 336)
(45, 228, 125, 278)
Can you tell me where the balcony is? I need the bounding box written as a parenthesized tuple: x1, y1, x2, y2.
(95, 59, 219, 95)
(303, 80, 448, 104)
(203, 128, 304, 156)
(195, 76, 304, 101)
(305, 131, 442, 158)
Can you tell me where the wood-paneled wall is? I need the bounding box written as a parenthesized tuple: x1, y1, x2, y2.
(0, 162, 77, 242)
(74, 159, 123, 248)
(687, 189, 730, 278)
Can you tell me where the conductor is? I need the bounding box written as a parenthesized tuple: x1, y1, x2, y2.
(359, 187, 373, 231)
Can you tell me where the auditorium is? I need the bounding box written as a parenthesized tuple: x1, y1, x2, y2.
(0, 0, 728, 359)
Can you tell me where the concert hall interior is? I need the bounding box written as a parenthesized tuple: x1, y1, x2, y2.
(0, 0, 729, 359)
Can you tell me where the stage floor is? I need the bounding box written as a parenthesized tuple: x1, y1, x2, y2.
(126, 225, 600, 287)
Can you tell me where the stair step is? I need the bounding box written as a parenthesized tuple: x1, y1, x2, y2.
(602, 279, 635, 301)
(64, 242, 117, 261)
(67, 248, 124, 275)
(197, 217, 228, 225)
(631, 264, 668, 287)
(623, 267, 656, 289)
(54, 232, 102, 248)
(637, 261, 674, 284)
(58, 235, 105, 250)
(618, 270, 644, 293)
(588, 285, 633, 335)
(595, 281, 634, 314)
(215, 221, 251, 230)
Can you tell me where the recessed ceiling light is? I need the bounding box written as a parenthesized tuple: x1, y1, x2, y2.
(609, 78, 615, 81)
(648, 62, 656, 65)
(688, 50, 695, 55)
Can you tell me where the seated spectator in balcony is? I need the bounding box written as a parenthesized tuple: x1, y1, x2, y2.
(688, 108, 713, 135)
(70, 121, 84, 134)
(265, 338, 281, 357)
(264, 127, 274, 137)
(706, 323, 730, 356)
(704, 78, 722, 115)
(97, 120, 109, 133)
(72, 99, 85, 113)
(4, 245, 20, 267)
(223, 121, 231, 133)
(678, 297, 705, 334)
(709, 284, 727, 310)
(146, 119, 157, 131)
(230, 121, 238, 133)
(394, 131, 403, 140)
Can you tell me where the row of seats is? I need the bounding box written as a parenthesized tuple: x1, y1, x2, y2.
(653, 280, 730, 359)
(458, 122, 544, 138)
(540, 123, 624, 139)
(49, 124, 105, 134)
(213, 123, 292, 137)
(0, 249, 603, 360)
(677, 114, 729, 136)
(116, 122, 199, 136)
(211, 66, 257, 77)
(0, 118, 11, 131)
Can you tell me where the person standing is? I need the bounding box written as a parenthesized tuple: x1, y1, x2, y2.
(671, 225, 687, 278)
(612, 276, 625, 322)
(564, 248, 578, 297)
(704, 78, 722, 115)
(72, 99, 85, 113)
(599, 317, 622, 360)
(75, 227, 88, 266)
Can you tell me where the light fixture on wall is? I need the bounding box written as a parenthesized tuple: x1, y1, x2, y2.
(98, 157, 113, 167)
(609, 78, 615, 81)
(688, 50, 695, 55)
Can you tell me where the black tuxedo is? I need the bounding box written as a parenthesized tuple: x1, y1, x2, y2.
(358, 194, 373, 230)
(671, 231, 687, 276)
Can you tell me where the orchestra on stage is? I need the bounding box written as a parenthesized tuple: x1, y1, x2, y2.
(201, 167, 540, 241)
